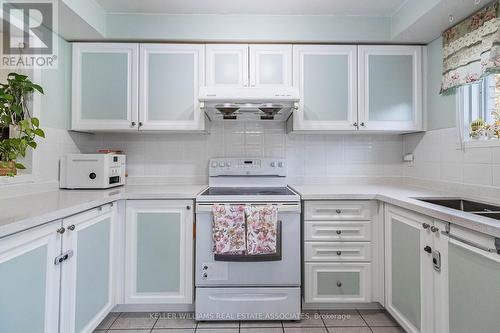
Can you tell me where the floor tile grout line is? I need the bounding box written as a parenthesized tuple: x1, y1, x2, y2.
(356, 309, 374, 333)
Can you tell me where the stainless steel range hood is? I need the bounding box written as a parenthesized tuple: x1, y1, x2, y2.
(199, 87, 299, 121)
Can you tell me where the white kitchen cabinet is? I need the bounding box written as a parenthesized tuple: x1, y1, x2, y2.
(125, 200, 193, 304)
(384, 205, 433, 333)
(206, 44, 249, 87)
(206, 44, 292, 89)
(437, 225, 500, 333)
(292, 45, 358, 131)
(60, 204, 117, 333)
(72, 43, 139, 131)
(249, 44, 292, 87)
(305, 262, 371, 303)
(139, 44, 205, 131)
(0, 221, 61, 333)
(358, 46, 423, 132)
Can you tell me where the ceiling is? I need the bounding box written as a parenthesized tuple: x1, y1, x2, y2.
(95, 0, 407, 16)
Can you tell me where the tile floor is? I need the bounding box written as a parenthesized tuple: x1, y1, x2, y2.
(93, 310, 406, 333)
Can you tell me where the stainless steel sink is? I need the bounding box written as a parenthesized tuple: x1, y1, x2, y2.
(415, 198, 500, 219)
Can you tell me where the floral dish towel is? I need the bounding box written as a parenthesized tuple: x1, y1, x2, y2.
(245, 205, 278, 255)
(212, 204, 246, 255)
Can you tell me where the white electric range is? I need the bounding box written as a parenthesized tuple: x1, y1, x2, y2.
(195, 157, 301, 321)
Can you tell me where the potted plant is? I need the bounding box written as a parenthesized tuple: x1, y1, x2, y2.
(0, 73, 45, 176)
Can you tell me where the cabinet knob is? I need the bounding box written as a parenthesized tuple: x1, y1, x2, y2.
(335, 209, 342, 214)
(336, 281, 342, 287)
(336, 230, 342, 235)
(56, 227, 65, 234)
(431, 226, 439, 233)
(360, 122, 365, 127)
(131, 121, 136, 127)
(186, 205, 191, 210)
(424, 245, 432, 254)
(422, 223, 430, 229)
(67, 224, 75, 231)
(138, 122, 143, 127)
(336, 251, 342, 256)
(353, 122, 358, 127)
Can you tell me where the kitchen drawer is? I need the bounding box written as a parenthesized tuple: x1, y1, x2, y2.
(304, 262, 371, 303)
(304, 242, 371, 262)
(305, 221, 371, 242)
(305, 201, 371, 221)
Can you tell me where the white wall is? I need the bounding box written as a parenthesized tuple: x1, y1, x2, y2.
(80, 121, 405, 185)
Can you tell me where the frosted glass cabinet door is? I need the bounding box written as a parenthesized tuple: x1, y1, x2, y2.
(359, 46, 423, 131)
(0, 221, 61, 333)
(447, 239, 500, 333)
(125, 200, 193, 304)
(206, 44, 249, 87)
(72, 43, 139, 131)
(384, 206, 433, 333)
(60, 204, 116, 333)
(249, 44, 292, 87)
(293, 45, 358, 131)
(139, 44, 205, 131)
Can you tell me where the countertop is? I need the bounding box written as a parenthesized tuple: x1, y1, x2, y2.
(0, 185, 207, 238)
(290, 183, 500, 238)
(1, 182, 500, 240)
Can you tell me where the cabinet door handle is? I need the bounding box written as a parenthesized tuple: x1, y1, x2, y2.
(360, 122, 365, 127)
(67, 225, 75, 231)
(431, 226, 439, 233)
(353, 122, 358, 127)
(335, 209, 342, 214)
(336, 281, 342, 287)
(424, 245, 432, 254)
(336, 251, 342, 256)
(336, 230, 342, 235)
(131, 121, 136, 127)
(186, 205, 191, 210)
(422, 223, 430, 229)
(56, 227, 65, 234)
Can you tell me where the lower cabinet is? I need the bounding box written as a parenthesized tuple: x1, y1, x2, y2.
(60, 204, 117, 333)
(0, 221, 61, 333)
(305, 262, 371, 303)
(442, 225, 500, 333)
(125, 200, 193, 304)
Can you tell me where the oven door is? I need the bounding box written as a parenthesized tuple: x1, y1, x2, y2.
(195, 202, 301, 287)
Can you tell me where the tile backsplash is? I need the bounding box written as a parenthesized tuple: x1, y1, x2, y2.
(403, 127, 500, 188)
(81, 121, 405, 184)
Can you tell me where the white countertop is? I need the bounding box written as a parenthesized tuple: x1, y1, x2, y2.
(0, 185, 207, 238)
(290, 183, 500, 238)
(1, 182, 500, 240)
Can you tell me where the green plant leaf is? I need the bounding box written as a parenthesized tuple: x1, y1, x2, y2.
(34, 128, 45, 138)
(14, 162, 26, 169)
(28, 141, 37, 149)
(31, 117, 39, 127)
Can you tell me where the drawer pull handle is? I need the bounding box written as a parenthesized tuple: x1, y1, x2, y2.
(336, 230, 342, 235)
(336, 209, 342, 214)
(336, 251, 342, 256)
(336, 281, 342, 287)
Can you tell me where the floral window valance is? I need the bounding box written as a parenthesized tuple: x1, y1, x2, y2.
(441, 0, 500, 95)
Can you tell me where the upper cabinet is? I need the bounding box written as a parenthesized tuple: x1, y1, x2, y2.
(139, 44, 205, 131)
(72, 43, 206, 132)
(249, 44, 292, 87)
(206, 44, 292, 88)
(358, 45, 423, 132)
(292, 45, 358, 131)
(206, 44, 249, 87)
(72, 43, 139, 131)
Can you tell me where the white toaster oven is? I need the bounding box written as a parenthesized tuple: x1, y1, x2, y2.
(59, 154, 126, 189)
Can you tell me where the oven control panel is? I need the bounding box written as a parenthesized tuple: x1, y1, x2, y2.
(209, 158, 286, 177)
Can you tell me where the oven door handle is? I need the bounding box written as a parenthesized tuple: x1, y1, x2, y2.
(196, 203, 301, 213)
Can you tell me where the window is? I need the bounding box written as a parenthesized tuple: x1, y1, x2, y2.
(461, 73, 500, 143)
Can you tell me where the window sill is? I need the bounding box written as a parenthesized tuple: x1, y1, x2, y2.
(462, 139, 500, 148)
(0, 174, 36, 185)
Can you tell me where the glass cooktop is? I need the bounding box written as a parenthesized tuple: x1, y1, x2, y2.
(201, 187, 295, 196)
